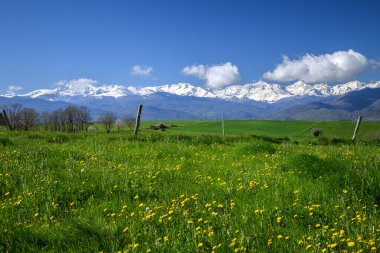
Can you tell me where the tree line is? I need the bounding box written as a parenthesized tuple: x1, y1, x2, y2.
(0, 103, 134, 132)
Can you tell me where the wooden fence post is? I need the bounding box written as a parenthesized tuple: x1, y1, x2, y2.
(221, 115, 225, 137)
(134, 104, 143, 136)
(2, 110, 13, 131)
(352, 115, 363, 141)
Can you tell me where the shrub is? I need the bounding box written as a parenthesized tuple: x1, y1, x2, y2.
(311, 127, 323, 138)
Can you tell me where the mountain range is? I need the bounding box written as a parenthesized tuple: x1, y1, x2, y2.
(1, 80, 380, 121)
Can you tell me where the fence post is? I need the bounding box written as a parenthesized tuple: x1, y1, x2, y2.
(221, 115, 225, 137)
(352, 115, 363, 141)
(2, 110, 13, 131)
(134, 104, 143, 136)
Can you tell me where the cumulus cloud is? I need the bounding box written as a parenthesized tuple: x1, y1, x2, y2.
(130, 65, 153, 76)
(54, 78, 99, 93)
(182, 62, 240, 89)
(263, 49, 379, 83)
(6, 85, 23, 96)
(55, 78, 98, 87)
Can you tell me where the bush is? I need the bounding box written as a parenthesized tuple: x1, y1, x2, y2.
(311, 128, 323, 138)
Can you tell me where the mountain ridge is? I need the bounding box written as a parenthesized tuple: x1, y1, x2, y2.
(2, 80, 380, 121)
(3, 80, 380, 104)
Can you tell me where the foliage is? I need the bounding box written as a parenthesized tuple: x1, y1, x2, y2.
(311, 127, 323, 138)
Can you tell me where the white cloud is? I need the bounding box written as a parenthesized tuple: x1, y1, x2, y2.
(182, 62, 240, 89)
(55, 78, 98, 87)
(130, 65, 153, 76)
(182, 65, 206, 78)
(54, 78, 99, 93)
(263, 49, 379, 83)
(6, 85, 23, 96)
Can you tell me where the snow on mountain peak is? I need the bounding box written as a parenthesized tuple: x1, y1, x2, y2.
(21, 79, 128, 99)
(331, 81, 366, 95)
(5, 79, 380, 103)
(55, 78, 98, 96)
(127, 83, 215, 98)
(286, 81, 319, 96)
(56, 79, 127, 97)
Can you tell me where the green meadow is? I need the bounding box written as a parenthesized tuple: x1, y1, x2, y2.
(143, 120, 380, 141)
(0, 120, 379, 252)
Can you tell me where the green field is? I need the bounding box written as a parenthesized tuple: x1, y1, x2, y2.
(143, 120, 380, 141)
(0, 121, 379, 252)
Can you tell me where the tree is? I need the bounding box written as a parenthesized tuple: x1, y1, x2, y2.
(49, 108, 65, 131)
(98, 112, 116, 133)
(63, 106, 81, 132)
(115, 119, 124, 132)
(20, 107, 39, 130)
(3, 103, 23, 130)
(40, 111, 50, 131)
(123, 115, 135, 131)
(78, 106, 91, 131)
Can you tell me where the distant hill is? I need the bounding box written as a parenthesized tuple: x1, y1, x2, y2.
(271, 88, 380, 121)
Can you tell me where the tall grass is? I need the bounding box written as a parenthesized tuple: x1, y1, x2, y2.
(0, 131, 379, 252)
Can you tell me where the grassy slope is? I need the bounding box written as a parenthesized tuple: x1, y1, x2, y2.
(0, 130, 379, 252)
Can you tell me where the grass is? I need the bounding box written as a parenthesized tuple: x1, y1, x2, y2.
(142, 120, 380, 141)
(0, 125, 379, 252)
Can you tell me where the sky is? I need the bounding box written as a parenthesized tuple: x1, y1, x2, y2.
(1, 0, 380, 94)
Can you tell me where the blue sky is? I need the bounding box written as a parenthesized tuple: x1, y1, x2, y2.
(1, 0, 380, 93)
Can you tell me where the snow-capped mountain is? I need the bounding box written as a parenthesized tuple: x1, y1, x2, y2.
(9, 79, 380, 104)
(216, 81, 290, 103)
(2, 79, 380, 121)
(23, 83, 128, 99)
(126, 83, 215, 98)
(286, 81, 320, 96)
